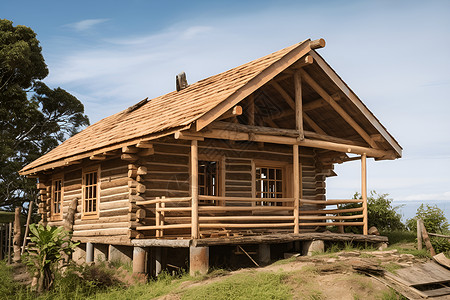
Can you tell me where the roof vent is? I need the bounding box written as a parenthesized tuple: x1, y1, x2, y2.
(176, 72, 188, 91)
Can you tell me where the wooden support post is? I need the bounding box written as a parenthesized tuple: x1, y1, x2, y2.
(189, 246, 209, 276)
(294, 71, 304, 140)
(21, 201, 33, 255)
(133, 246, 147, 274)
(417, 218, 423, 250)
(155, 247, 162, 277)
(258, 244, 271, 265)
(86, 242, 94, 263)
(8, 222, 12, 264)
(155, 200, 161, 238)
(191, 140, 199, 239)
(293, 145, 300, 234)
(13, 207, 21, 262)
(248, 94, 255, 126)
(361, 153, 368, 235)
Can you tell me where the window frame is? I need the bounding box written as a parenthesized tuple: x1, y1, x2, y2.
(82, 165, 100, 219)
(197, 154, 224, 205)
(50, 175, 63, 221)
(253, 160, 288, 206)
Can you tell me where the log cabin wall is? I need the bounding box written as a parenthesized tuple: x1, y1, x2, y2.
(45, 159, 132, 245)
(39, 139, 333, 242)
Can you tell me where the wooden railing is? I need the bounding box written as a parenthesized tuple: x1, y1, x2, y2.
(133, 196, 367, 238)
(299, 199, 366, 230)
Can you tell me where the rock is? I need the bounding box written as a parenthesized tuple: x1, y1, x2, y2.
(368, 226, 380, 236)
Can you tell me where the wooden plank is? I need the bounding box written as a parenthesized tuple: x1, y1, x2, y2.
(131, 239, 190, 248)
(433, 253, 450, 269)
(419, 219, 436, 256)
(192, 232, 387, 247)
(299, 214, 364, 220)
(309, 51, 402, 157)
(199, 206, 294, 212)
(199, 216, 294, 221)
(199, 223, 295, 228)
(195, 40, 313, 131)
(299, 222, 365, 227)
(300, 69, 377, 148)
(300, 199, 361, 205)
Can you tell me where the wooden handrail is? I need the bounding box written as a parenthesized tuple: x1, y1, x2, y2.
(199, 206, 294, 212)
(136, 197, 192, 206)
(199, 216, 295, 221)
(299, 207, 364, 215)
(198, 195, 294, 202)
(200, 223, 295, 228)
(299, 214, 364, 221)
(300, 199, 362, 205)
(299, 221, 365, 226)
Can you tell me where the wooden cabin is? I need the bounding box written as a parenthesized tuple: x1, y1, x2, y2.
(19, 38, 401, 275)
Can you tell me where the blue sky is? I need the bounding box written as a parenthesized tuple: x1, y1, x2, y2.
(2, 1, 450, 210)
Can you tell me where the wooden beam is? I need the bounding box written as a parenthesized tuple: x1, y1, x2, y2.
(135, 141, 153, 148)
(271, 81, 295, 110)
(217, 105, 243, 121)
(195, 40, 313, 131)
(361, 153, 368, 235)
(121, 154, 138, 161)
(303, 112, 327, 135)
(293, 145, 300, 234)
(309, 51, 402, 157)
(300, 69, 377, 148)
(191, 140, 199, 239)
(90, 154, 106, 160)
(310, 38, 326, 50)
(291, 55, 314, 69)
(186, 128, 395, 158)
(174, 131, 204, 141)
(209, 121, 367, 147)
(294, 71, 304, 139)
(248, 94, 255, 126)
(137, 148, 154, 156)
(122, 146, 139, 154)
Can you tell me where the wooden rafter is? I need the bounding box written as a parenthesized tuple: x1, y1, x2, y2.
(309, 51, 402, 157)
(195, 40, 314, 131)
(294, 71, 304, 139)
(303, 113, 326, 135)
(300, 69, 378, 148)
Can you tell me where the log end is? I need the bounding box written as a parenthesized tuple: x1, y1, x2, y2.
(310, 38, 326, 50)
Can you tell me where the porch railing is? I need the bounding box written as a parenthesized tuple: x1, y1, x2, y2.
(134, 196, 368, 238)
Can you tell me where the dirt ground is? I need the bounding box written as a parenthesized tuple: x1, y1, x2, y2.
(159, 249, 426, 299)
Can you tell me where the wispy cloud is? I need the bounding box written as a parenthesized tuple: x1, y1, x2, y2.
(395, 192, 450, 202)
(66, 18, 109, 32)
(182, 26, 213, 39)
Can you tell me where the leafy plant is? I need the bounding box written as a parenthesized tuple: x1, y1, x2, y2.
(23, 224, 79, 292)
(339, 191, 405, 233)
(406, 204, 449, 234)
(430, 237, 450, 256)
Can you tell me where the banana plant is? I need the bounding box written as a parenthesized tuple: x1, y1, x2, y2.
(23, 224, 79, 292)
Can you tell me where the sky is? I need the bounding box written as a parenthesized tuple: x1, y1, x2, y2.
(2, 0, 450, 218)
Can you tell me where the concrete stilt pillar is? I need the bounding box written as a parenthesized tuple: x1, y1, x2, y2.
(258, 244, 271, 265)
(86, 242, 94, 263)
(302, 240, 324, 256)
(155, 247, 162, 276)
(189, 246, 209, 276)
(133, 246, 147, 274)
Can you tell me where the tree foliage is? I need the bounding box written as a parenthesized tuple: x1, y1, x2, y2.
(0, 19, 89, 209)
(406, 204, 449, 234)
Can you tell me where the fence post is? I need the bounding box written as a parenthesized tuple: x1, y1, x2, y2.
(417, 218, 423, 250)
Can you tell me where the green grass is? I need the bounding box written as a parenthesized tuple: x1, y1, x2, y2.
(382, 231, 416, 245)
(181, 271, 291, 300)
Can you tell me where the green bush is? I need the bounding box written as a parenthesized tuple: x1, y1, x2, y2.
(430, 237, 450, 256)
(406, 204, 449, 234)
(340, 191, 405, 233)
(22, 224, 79, 292)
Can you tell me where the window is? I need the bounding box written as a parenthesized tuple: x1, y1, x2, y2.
(51, 178, 63, 220)
(83, 169, 99, 217)
(256, 166, 283, 205)
(198, 160, 220, 204)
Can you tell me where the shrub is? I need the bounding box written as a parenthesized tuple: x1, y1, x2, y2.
(406, 204, 449, 234)
(430, 237, 450, 256)
(340, 191, 405, 233)
(22, 224, 79, 292)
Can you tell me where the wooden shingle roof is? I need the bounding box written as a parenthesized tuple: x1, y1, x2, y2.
(21, 40, 311, 175)
(20, 38, 402, 175)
